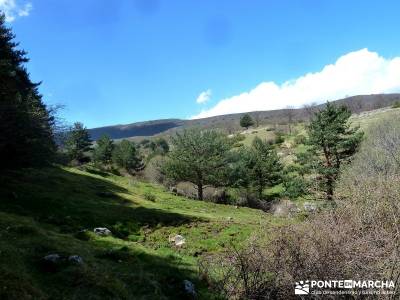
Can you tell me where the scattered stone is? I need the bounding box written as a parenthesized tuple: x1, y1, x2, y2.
(40, 254, 63, 272)
(227, 217, 233, 221)
(183, 280, 196, 296)
(303, 202, 317, 212)
(169, 234, 186, 246)
(68, 255, 83, 265)
(169, 186, 178, 194)
(271, 199, 299, 217)
(43, 254, 61, 263)
(94, 227, 112, 236)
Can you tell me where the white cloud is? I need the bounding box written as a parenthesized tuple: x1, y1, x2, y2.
(196, 89, 212, 104)
(0, 0, 32, 22)
(192, 49, 400, 119)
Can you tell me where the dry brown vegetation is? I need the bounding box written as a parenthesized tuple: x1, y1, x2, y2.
(201, 114, 400, 299)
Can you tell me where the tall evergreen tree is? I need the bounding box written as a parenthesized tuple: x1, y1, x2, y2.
(239, 137, 282, 199)
(229, 137, 282, 200)
(163, 129, 231, 200)
(0, 14, 55, 169)
(307, 102, 363, 200)
(112, 140, 143, 173)
(93, 135, 114, 165)
(65, 122, 92, 163)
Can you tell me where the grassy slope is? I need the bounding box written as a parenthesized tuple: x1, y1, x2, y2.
(0, 166, 286, 299)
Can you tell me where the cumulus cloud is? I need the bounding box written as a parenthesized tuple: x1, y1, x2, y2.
(192, 49, 400, 119)
(0, 0, 32, 22)
(196, 89, 212, 104)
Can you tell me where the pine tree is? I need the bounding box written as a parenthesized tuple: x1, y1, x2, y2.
(247, 137, 282, 199)
(65, 122, 92, 163)
(240, 114, 255, 130)
(0, 14, 55, 169)
(307, 102, 363, 200)
(163, 129, 231, 200)
(93, 135, 114, 165)
(112, 140, 143, 173)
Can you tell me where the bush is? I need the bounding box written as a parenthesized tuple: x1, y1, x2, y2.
(293, 134, 306, 145)
(203, 114, 400, 299)
(274, 132, 285, 144)
(143, 191, 156, 202)
(282, 176, 308, 199)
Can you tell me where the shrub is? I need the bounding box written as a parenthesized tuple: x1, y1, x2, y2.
(143, 191, 156, 202)
(203, 113, 400, 299)
(281, 176, 308, 199)
(274, 132, 285, 144)
(293, 134, 306, 145)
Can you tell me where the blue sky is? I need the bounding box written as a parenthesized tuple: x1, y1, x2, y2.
(3, 0, 400, 128)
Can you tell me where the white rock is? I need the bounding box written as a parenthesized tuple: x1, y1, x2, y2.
(94, 227, 112, 236)
(43, 254, 61, 263)
(169, 234, 186, 246)
(303, 202, 317, 212)
(183, 279, 196, 296)
(68, 255, 83, 265)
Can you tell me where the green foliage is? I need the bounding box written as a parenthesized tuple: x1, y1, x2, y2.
(153, 138, 169, 154)
(65, 122, 92, 163)
(274, 132, 285, 144)
(231, 137, 283, 199)
(293, 134, 307, 145)
(93, 135, 114, 165)
(144, 191, 156, 202)
(240, 113, 255, 129)
(306, 102, 363, 200)
(0, 14, 56, 169)
(282, 176, 308, 199)
(163, 129, 232, 200)
(112, 140, 143, 173)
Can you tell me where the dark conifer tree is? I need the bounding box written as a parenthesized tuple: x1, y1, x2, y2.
(65, 122, 92, 163)
(0, 14, 55, 169)
(307, 102, 363, 200)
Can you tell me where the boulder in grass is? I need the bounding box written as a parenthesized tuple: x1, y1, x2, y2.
(303, 202, 317, 212)
(169, 234, 186, 246)
(41, 254, 63, 272)
(43, 254, 61, 263)
(183, 280, 196, 297)
(68, 255, 84, 265)
(94, 227, 112, 236)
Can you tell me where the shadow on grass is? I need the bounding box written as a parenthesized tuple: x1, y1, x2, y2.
(84, 238, 203, 299)
(0, 167, 199, 235)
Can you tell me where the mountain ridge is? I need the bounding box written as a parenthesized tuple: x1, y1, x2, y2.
(88, 93, 400, 140)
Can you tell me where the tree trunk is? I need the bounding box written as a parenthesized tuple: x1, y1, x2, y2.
(197, 182, 203, 200)
(326, 176, 334, 201)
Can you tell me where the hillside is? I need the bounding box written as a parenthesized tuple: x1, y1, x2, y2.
(88, 93, 400, 140)
(1, 106, 399, 299)
(0, 166, 287, 299)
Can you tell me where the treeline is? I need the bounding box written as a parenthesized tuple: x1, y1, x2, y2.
(161, 104, 363, 205)
(0, 13, 363, 208)
(60, 122, 169, 174)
